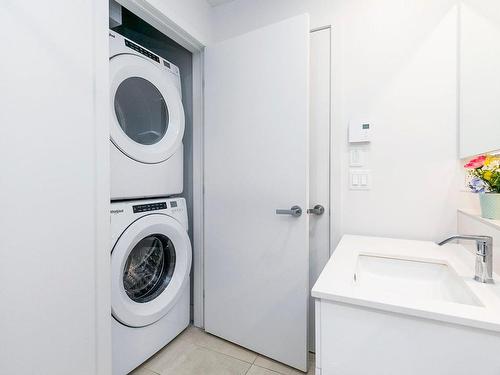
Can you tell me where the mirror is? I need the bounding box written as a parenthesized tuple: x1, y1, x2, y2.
(460, 1, 500, 158)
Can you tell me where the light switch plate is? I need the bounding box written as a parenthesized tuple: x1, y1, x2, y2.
(349, 149, 364, 167)
(349, 169, 371, 190)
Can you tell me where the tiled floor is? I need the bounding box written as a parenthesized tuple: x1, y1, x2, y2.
(130, 325, 315, 375)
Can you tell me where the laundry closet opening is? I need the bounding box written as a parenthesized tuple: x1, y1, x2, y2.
(110, 3, 195, 316)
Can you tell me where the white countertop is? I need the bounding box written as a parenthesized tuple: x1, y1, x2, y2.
(312, 235, 500, 332)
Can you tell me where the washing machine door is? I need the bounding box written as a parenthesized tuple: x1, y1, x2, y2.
(111, 214, 191, 327)
(110, 54, 185, 164)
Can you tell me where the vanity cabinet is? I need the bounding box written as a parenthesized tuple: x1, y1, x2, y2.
(314, 299, 500, 375)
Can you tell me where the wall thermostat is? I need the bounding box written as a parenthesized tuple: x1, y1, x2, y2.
(349, 120, 371, 143)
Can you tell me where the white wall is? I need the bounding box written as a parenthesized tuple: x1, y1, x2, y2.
(213, 0, 460, 243)
(0, 1, 110, 374)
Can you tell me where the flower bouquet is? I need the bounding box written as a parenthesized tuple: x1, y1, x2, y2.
(465, 154, 500, 220)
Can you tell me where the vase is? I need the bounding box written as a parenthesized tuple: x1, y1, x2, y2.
(479, 193, 500, 220)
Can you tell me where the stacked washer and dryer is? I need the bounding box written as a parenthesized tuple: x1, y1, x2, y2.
(109, 30, 192, 375)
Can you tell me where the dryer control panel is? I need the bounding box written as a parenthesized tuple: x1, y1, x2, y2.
(133, 202, 167, 213)
(125, 39, 160, 63)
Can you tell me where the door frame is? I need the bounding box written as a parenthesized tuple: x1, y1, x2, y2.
(112, 0, 206, 329)
(95, 0, 111, 374)
(308, 25, 335, 353)
(310, 25, 337, 256)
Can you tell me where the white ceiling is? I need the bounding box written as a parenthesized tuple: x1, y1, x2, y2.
(206, 0, 235, 7)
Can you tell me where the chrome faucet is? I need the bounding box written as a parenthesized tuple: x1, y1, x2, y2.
(437, 235, 494, 284)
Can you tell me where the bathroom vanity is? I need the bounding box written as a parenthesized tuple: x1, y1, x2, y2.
(312, 235, 500, 375)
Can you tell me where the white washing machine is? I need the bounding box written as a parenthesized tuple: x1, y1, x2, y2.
(111, 198, 191, 375)
(109, 30, 185, 200)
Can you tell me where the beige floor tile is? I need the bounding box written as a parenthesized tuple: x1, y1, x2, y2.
(129, 367, 160, 375)
(186, 326, 258, 363)
(246, 365, 281, 375)
(155, 346, 251, 375)
(131, 325, 313, 375)
(306, 353, 316, 375)
(142, 329, 199, 374)
(254, 355, 310, 375)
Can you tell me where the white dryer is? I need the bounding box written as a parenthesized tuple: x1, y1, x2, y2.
(111, 198, 191, 375)
(109, 30, 185, 200)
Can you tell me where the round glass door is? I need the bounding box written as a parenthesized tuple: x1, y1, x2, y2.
(110, 54, 185, 164)
(111, 214, 191, 327)
(114, 77, 169, 146)
(123, 234, 176, 303)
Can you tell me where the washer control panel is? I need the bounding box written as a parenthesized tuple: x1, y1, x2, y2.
(111, 198, 188, 241)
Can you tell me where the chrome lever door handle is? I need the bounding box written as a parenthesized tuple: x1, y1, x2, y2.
(276, 205, 302, 217)
(307, 204, 325, 215)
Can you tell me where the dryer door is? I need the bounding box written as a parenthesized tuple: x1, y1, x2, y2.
(111, 214, 191, 327)
(110, 54, 185, 164)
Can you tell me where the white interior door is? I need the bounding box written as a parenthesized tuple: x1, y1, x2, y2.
(309, 27, 332, 352)
(204, 14, 310, 371)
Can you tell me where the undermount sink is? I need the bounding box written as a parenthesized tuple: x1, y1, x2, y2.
(354, 254, 482, 306)
(312, 235, 500, 375)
